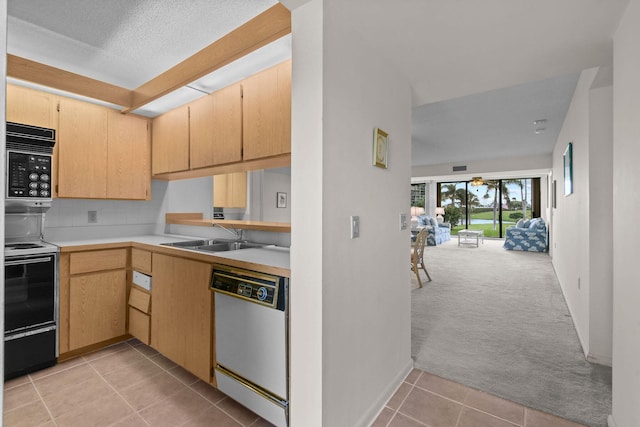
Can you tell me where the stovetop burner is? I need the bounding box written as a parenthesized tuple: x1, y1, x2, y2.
(5, 242, 46, 250)
(4, 240, 59, 257)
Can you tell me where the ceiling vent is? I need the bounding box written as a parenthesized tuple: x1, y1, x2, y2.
(452, 165, 467, 172)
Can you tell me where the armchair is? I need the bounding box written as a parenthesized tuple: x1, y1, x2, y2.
(503, 218, 548, 252)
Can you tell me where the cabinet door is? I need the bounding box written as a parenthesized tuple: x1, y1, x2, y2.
(57, 98, 108, 198)
(107, 112, 151, 199)
(151, 254, 212, 381)
(69, 270, 127, 350)
(152, 105, 189, 175)
(190, 83, 242, 169)
(242, 60, 291, 161)
(213, 172, 247, 208)
(6, 84, 57, 129)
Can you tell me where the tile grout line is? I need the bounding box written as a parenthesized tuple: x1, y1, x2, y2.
(84, 354, 153, 427)
(411, 381, 525, 426)
(386, 370, 424, 427)
(27, 374, 59, 426)
(128, 341, 259, 426)
(129, 341, 250, 427)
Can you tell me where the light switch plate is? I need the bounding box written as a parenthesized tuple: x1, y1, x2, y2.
(350, 215, 360, 238)
(400, 213, 408, 230)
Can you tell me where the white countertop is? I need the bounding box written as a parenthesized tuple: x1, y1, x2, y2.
(49, 234, 290, 271)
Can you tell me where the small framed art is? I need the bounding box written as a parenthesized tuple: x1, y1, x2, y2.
(373, 128, 389, 169)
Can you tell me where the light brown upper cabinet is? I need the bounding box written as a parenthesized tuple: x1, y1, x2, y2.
(58, 97, 151, 200)
(7, 84, 60, 197)
(57, 97, 109, 198)
(213, 172, 247, 208)
(6, 84, 57, 129)
(151, 104, 189, 175)
(190, 83, 242, 169)
(107, 111, 151, 200)
(242, 60, 292, 161)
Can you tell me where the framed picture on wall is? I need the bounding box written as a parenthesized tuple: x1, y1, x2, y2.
(373, 128, 389, 169)
(563, 142, 573, 195)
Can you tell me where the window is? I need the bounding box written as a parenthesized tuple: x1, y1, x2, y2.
(437, 178, 540, 238)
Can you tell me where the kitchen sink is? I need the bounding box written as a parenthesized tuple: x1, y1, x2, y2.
(198, 241, 267, 252)
(161, 239, 267, 253)
(161, 239, 213, 249)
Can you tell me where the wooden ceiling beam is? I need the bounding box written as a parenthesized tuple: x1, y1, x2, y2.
(6, 3, 290, 113)
(7, 54, 133, 107)
(122, 3, 291, 113)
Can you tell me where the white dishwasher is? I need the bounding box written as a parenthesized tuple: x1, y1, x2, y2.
(211, 265, 289, 427)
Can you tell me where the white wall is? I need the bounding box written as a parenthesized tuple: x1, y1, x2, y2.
(1, 0, 8, 409)
(412, 153, 551, 178)
(289, 1, 413, 426)
(588, 84, 613, 365)
(323, 1, 414, 420)
(289, 1, 324, 423)
(611, 0, 640, 425)
(551, 66, 613, 366)
(248, 169, 292, 223)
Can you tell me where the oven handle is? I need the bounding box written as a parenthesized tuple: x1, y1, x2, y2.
(5, 257, 53, 266)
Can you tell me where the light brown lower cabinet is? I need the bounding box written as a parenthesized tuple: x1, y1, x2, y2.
(60, 249, 128, 354)
(128, 286, 151, 344)
(69, 269, 127, 351)
(151, 253, 213, 382)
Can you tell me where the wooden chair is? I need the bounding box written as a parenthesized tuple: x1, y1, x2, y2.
(411, 228, 431, 288)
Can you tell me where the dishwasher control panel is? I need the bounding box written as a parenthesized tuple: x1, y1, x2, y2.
(211, 266, 285, 310)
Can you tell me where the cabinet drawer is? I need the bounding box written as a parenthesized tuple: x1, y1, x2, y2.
(70, 249, 127, 274)
(131, 248, 152, 273)
(129, 287, 151, 314)
(129, 307, 150, 345)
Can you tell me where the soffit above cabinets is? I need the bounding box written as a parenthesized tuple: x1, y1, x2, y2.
(6, 0, 291, 117)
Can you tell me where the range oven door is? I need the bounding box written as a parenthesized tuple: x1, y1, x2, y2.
(4, 253, 57, 333)
(4, 253, 58, 380)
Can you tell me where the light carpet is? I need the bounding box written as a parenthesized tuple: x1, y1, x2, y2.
(411, 239, 611, 427)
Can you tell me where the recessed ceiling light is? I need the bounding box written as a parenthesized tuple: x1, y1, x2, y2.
(533, 119, 547, 125)
(535, 128, 546, 134)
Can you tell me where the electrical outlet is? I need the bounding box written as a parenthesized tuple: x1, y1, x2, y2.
(88, 210, 98, 223)
(350, 216, 360, 239)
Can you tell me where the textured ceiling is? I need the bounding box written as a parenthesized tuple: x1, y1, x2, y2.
(7, 0, 278, 88)
(412, 73, 580, 167)
(5, 0, 630, 173)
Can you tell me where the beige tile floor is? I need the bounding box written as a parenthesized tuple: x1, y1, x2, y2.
(3, 339, 274, 427)
(372, 369, 586, 427)
(4, 339, 586, 427)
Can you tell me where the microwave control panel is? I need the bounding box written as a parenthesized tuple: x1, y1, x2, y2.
(7, 151, 52, 199)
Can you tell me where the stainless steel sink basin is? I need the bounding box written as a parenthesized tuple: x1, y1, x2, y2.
(161, 239, 213, 249)
(197, 241, 267, 252)
(161, 239, 267, 253)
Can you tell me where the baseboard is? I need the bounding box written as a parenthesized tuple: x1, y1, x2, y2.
(608, 414, 617, 427)
(587, 353, 613, 367)
(554, 274, 589, 359)
(358, 358, 414, 427)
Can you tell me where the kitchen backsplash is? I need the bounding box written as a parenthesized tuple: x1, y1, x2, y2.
(44, 180, 169, 241)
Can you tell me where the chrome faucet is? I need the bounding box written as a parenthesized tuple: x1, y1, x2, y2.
(214, 223, 244, 241)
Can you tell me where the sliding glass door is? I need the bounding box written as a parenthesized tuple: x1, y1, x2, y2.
(437, 178, 538, 238)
